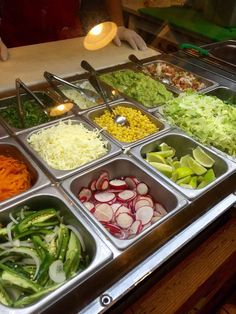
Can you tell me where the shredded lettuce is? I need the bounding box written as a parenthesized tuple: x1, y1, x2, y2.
(163, 92, 236, 157)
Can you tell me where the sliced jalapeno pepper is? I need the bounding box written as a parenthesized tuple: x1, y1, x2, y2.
(64, 231, 81, 277)
(56, 225, 69, 262)
(17, 209, 57, 233)
(0, 280, 13, 306)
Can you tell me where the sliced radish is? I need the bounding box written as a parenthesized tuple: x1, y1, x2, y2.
(111, 203, 121, 212)
(94, 192, 115, 203)
(78, 188, 92, 202)
(96, 171, 109, 190)
(136, 182, 149, 195)
(129, 220, 142, 235)
(115, 205, 130, 217)
(102, 222, 123, 236)
(116, 213, 134, 229)
(109, 179, 128, 190)
(155, 203, 167, 215)
(133, 177, 140, 185)
(100, 179, 109, 191)
(117, 190, 136, 202)
(135, 199, 152, 211)
(138, 196, 154, 208)
(83, 202, 95, 213)
(135, 206, 154, 225)
(124, 177, 137, 189)
(89, 179, 97, 192)
(153, 210, 163, 217)
(94, 203, 113, 222)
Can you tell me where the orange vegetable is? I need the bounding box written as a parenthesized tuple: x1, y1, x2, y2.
(0, 155, 31, 202)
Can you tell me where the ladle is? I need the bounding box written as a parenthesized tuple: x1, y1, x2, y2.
(81, 60, 129, 127)
(44, 71, 100, 103)
(15, 78, 47, 127)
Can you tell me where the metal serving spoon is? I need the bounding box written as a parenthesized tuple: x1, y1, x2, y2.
(44, 71, 100, 103)
(15, 78, 47, 127)
(81, 60, 129, 127)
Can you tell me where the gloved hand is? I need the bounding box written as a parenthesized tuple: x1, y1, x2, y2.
(0, 38, 9, 61)
(113, 26, 147, 51)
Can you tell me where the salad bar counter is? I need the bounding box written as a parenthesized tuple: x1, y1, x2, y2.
(0, 49, 236, 314)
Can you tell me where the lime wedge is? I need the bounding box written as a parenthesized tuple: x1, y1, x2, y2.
(186, 156, 207, 176)
(155, 149, 175, 158)
(179, 183, 194, 189)
(171, 172, 178, 182)
(174, 167, 194, 179)
(192, 146, 215, 168)
(147, 152, 166, 164)
(204, 169, 216, 183)
(173, 161, 181, 169)
(180, 154, 191, 167)
(189, 176, 197, 189)
(176, 175, 192, 185)
(149, 162, 173, 177)
(197, 181, 208, 189)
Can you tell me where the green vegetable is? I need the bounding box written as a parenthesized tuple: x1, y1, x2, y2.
(101, 69, 173, 107)
(64, 231, 81, 277)
(56, 225, 70, 261)
(17, 209, 57, 233)
(163, 92, 236, 157)
(0, 280, 13, 306)
(1, 270, 41, 293)
(0, 99, 51, 129)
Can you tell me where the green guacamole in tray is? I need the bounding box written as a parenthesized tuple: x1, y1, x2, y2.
(100, 69, 173, 108)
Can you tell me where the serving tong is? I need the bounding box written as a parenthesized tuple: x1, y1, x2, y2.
(81, 60, 129, 127)
(16, 78, 47, 128)
(44, 71, 100, 103)
(128, 54, 170, 85)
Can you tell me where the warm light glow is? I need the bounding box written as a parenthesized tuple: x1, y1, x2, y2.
(90, 24, 104, 36)
(84, 22, 117, 51)
(49, 102, 73, 117)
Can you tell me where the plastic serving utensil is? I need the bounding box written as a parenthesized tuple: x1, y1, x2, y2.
(81, 60, 129, 127)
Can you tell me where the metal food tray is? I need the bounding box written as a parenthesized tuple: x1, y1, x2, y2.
(205, 86, 236, 106)
(0, 186, 112, 314)
(202, 40, 236, 68)
(18, 117, 121, 181)
(0, 91, 74, 135)
(0, 137, 50, 208)
(130, 131, 236, 200)
(61, 154, 187, 251)
(83, 101, 170, 149)
(0, 123, 9, 139)
(99, 67, 175, 112)
(59, 79, 123, 115)
(141, 59, 218, 94)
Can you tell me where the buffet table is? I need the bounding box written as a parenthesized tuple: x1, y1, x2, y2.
(0, 37, 235, 314)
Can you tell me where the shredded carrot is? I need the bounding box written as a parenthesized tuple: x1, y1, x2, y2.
(0, 155, 31, 202)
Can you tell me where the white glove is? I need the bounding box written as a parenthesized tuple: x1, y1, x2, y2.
(113, 26, 147, 51)
(0, 38, 9, 61)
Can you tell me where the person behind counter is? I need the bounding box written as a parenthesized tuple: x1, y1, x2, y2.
(0, 0, 147, 61)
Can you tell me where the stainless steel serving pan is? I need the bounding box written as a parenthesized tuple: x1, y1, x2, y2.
(130, 131, 236, 200)
(61, 154, 187, 251)
(140, 59, 218, 94)
(0, 186, 112, 313)
(202, 40, 236, 68)
(0, 137, 50, 208)
(18, 117, 121, 181)
(205, 86, 236, 105)
(59, 79, 122, 115)
(83, 101, 170, 149)
(0, 91, 74, 135)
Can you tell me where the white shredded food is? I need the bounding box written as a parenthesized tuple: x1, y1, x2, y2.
(27, 120, 108, 170)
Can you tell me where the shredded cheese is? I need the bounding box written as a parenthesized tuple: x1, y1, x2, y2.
(28, 120, 108, 170)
